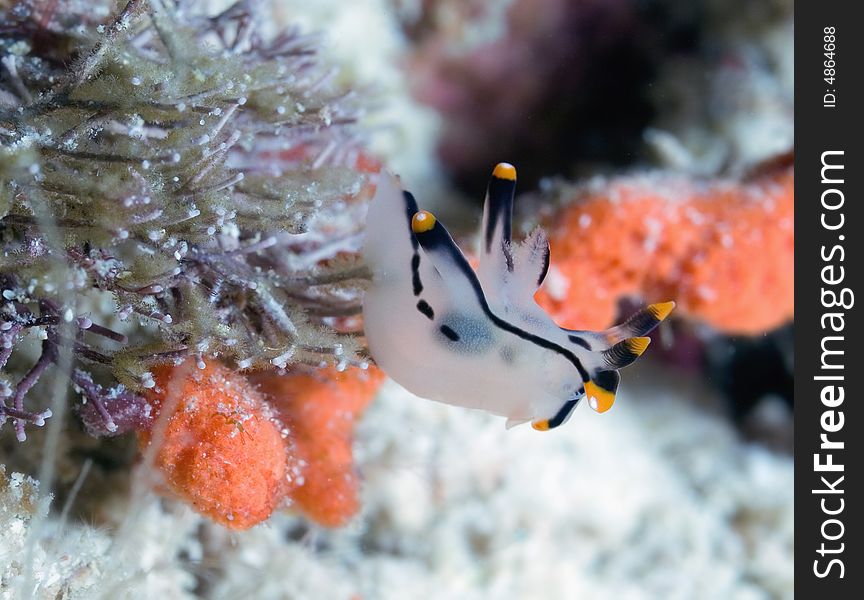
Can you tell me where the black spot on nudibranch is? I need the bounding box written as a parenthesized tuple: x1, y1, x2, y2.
(439, 325, 460, 341)
(436, 312, 495, 355)
(568, 335, 592, 351)
(416, 300, 435, 320)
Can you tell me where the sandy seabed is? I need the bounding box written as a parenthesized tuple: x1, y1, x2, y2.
(2, 362, 792, 600)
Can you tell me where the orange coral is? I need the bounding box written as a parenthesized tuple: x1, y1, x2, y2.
(253, 366, 385, 527)
(139, 361, 287, 530)
(536, 164, 793, 334)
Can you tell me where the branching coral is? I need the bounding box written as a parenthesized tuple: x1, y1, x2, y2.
(534, 159, 793, 334)
(1, 0, 372, 440)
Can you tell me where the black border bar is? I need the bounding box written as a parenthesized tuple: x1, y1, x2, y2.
(795, 3, 864, 596)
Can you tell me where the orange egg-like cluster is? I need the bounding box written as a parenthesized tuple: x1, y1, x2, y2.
(536, 165, 794, 335)
(252, 366, 385, 528)
(139, 361, 287, 529)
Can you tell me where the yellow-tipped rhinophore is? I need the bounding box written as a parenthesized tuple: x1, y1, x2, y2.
(411, 210, 437, 233)
(585, 380, 616, 413)
(493, 162, 517, 181)
(625, 336, 651, 356)
(648, 301, 676, 321)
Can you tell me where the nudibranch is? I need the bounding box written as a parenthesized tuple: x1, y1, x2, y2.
(362, 163, 674, 430)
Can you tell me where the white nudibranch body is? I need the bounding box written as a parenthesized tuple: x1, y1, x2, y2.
(362, 163, 674, 430)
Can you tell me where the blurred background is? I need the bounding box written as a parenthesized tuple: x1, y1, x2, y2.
(1, 0, 792, 598)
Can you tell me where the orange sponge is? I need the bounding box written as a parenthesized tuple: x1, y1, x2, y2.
(253, 366, 385, 527)
(535, 165, 794, 334)
(139, 361, 287, 530)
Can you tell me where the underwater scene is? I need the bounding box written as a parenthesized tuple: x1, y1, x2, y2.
(1, 0, 792, 598)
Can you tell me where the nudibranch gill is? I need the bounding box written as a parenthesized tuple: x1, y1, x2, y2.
(362, 163, 675, 430)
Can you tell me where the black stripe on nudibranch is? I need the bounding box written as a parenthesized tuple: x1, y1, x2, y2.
(414, 220, 590, 382)
(484, 175, 515, 253)
(537, 244, 550, 286)
(416, 300, 434, 320)
(439, 325, 460, 341)
(601, 337, 650, 369)
(617, 302, 675, 338)
(546, 398, 580, 430)
(621, 308, 660, 337)
(603, 341, 640, 369)
(403, 191, 424, 296)
(568, 335, 592, 351)
(411, 254, 423, 296)
(503, 241, 514, 272)
(403, 191, 420, 249)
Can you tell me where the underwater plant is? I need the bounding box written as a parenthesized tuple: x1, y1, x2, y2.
(363, 162, 674, 430)
(1, 0, 371, 442)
